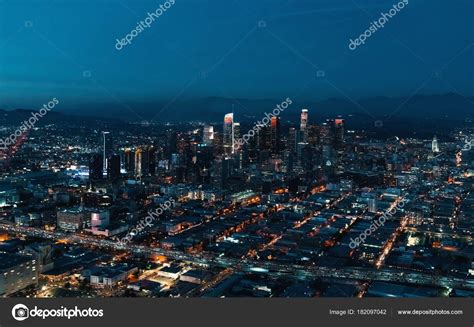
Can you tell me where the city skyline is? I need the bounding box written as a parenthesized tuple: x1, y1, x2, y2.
(0, 102, 472, 298)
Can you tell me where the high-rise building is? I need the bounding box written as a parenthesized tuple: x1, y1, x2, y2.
(432, 135, 440, 153)
(102, 131, 112, 175)
(233, 122, 241, 144)
(148, 146, 157, 176)
(368, 198, 378, 213)
(166, 131, 178, 159)
(296, 142, 311, 170)
(223, 113, 234, 155)
(107, 155, 121, 180)
(320, 122, 333, 146)
(89, 153, 103, 181)
(334, 119, 345, 148)
(288, 127, 298, 153)
(124, 148, 135, 173)
(196, 143, 213, 183)
(307, 124, 319, 147)
(282, 150, 294, 172)
(203, 126, 214, 146)
(256, 124, 271, 151)
(215, 157, 233, 187)
(135, 148, 143, 178)
(300, 109, 309, 141)
(134, 146, 156, 178)
(271, 117, 281, 153)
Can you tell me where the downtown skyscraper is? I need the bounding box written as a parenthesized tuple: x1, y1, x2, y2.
(223, 113, 234, 155)
(300, 109, 309, 142)
(102, 131, 112, 176)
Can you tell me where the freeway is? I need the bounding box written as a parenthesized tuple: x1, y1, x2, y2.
(1, 223, 473, 291)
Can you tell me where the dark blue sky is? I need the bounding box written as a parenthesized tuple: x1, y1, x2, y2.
(0, 0, 473, 110)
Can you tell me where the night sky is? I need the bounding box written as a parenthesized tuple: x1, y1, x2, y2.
(0, 0, 473, 110)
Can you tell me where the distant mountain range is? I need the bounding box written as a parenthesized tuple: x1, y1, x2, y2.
(59, 93, 473, 122)
(1, 93, 472, 137)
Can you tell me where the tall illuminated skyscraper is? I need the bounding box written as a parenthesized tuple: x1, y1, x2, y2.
(124, 148, 135, 173)
(203, 126, 215, 146)
(432, 135, 440, 153)
(133, 146, 155, 178)
(102, 131, 112, 175)
(233, 122, 240, 141)
(223, 113, 234, 155)
(271, 117, 281, 153)
(300, 109, 309, 142)
(134, 148, 143, 179)
(334, 118, 345, 148)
